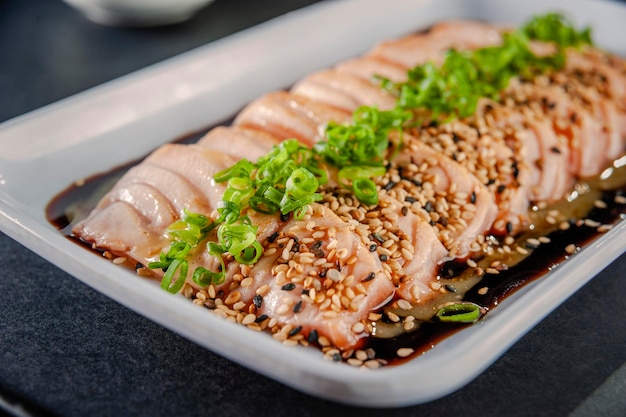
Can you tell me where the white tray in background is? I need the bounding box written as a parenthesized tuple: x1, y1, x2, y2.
(0, 0, 625, 407)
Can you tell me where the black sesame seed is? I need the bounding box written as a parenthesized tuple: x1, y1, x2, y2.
(379, 254, 388, 262)
(288, 326, 303, 337)
(135, 263, 143, 270)
(470, 191, 476, 204)
(384, 181, 397, 191)
(401, 206, 408, 216)
(550, 146, 561, 154)
(253, 294, 263, 308)
(369, 243, 377, 252)
(512, 161, 520, 179)
(428, 120, 439, 128)
(445, 284, 457, 293)
(424, 201, 433, 212)
(280, 213, 290, 222)
(319, 269, 327, 278)
(497, 184, 506, 194)
(332, 353, 342, 362)
(506, 222, 514, 234)
(267, 231, 279, 243)
(372, 233, 385, 243)
(301, 288, 310, 295)
(311, 240, 324, 257)
(411, 179, 423, 187)
(363, 272, 376, 282)
(255, 314, 268, 323)
(293, 300, 303, 313)
(405, 196, 417, 203)
(439, 216, 448, 227)
(452, 133, 461, 143)
(486, 178, 496, 186)
(281, 283, 296, 291)
(308, 329, 319, 344)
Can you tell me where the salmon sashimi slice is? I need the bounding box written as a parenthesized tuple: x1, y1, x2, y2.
(250, 204, 395, 349)
(73, 144, 237, 265)
(144, 144, 237, 211)
(368, 20, 504, 69)
(374, 197, 448, 303)
(197, 126, 280, 162)
(335, 56, 410, 83)
(481, 98, 574, 203)
(598, 99, 626, 161)
(291, 69, 397, 113)
(410, 114, 533, 234)
(232, 91, 351, 146)
(91, 182, 177, 232)
(104, 164, 213, 217)
(389, 133, 498, 258)
(503, 75, 617, 179)
(566, 49, 626, 109)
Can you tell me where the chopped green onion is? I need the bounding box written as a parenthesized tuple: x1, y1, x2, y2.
(192, 266, 225, 287)
(381, 13, 592, 122)
(352, 178, 379, 206)
(435, 302, 482, 323)
(285, 168, 319, 200)
(160, 258, 188, 294)
(521, 13, 592, 48)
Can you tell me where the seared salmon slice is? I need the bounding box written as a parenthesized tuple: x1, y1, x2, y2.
(73, 144, 237, 265)
(390, 133, 498, 258)
(233, 91, 351, 146)
(197, 126, 280, 162)
(291, 69, 397, 113)
(481, 98, 573, 203)
(369, 20, 504, 68)
(335, 56, 409, 83)
(250, 204, 395, 349)
(372, 197, 448, 303)
(410, 114, 532, 234)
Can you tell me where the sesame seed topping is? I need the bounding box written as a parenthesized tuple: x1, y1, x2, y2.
(397, 348, 414, 358)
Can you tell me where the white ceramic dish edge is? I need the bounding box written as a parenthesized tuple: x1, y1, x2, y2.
(0, 0, 625, 407)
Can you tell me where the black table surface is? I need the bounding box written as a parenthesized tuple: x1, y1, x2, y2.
(1, 1, 625, 416)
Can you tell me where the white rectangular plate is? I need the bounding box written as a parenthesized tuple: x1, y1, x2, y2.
(1, 0, 625, 407)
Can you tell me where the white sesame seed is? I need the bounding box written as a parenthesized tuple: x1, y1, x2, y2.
(397, 348, 414, 358)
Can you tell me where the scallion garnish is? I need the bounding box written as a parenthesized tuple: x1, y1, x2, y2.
(435, 302, 482, 323)
(521, 13, 592, 48)
(380, 13, 592, 122)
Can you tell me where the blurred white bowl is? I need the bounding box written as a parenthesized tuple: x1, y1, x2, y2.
(62, 0, 215, 27)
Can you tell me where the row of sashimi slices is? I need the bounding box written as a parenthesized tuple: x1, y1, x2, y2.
(73, 20, 626, 351)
